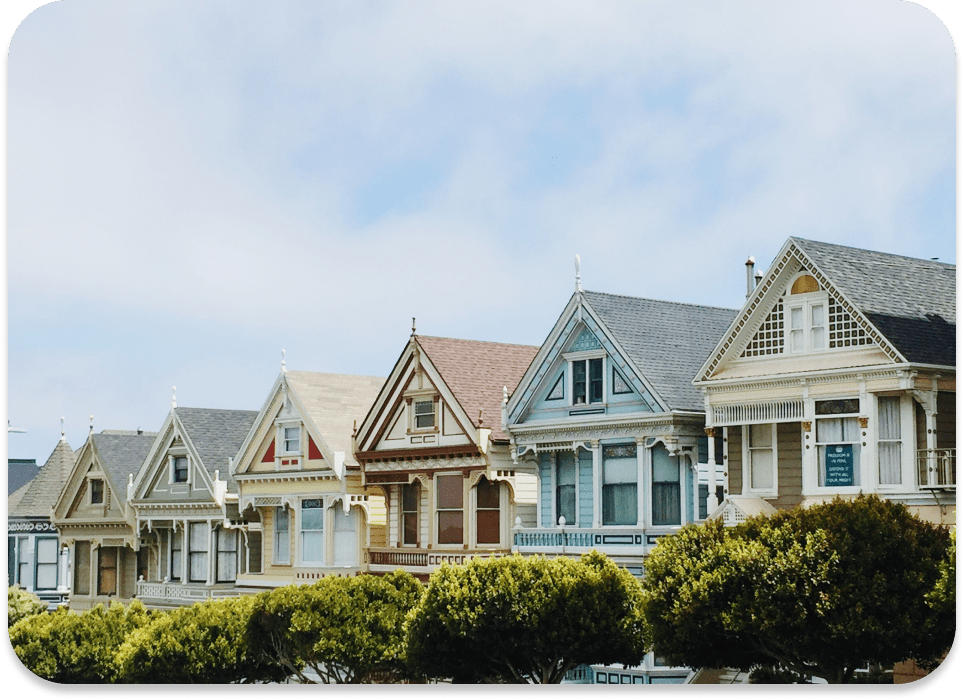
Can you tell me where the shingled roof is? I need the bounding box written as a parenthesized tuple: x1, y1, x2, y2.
(285, 371, 385, 467)
(175, 408, 259, 491)
(8, 459, 39, 495)
(582, 291, 739, 412)
(10, 438, 77, 518)
(415, 336, 539, 441)
(792, 238, 956, 367)
(90, 431, 158, 505)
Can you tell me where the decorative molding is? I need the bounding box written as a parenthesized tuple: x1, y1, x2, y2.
(364, 454, 486, 472)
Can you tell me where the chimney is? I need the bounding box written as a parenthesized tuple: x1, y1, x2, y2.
(745, 256, 756, 298)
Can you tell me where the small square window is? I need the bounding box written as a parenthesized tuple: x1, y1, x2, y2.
(90, 478, 104, 504)
(284, 426, 300, 453)
(173, 456, 188, 483)
(414, 400, 435, 429)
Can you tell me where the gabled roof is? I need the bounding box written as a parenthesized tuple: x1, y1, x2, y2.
(582, 291, 739, 412)
(174, 407, 258, 491)
(283, 371, 385, 466)
(10, 438, 76, 518)
(89, 431, 158, 506)
(790, 237, 955, 366)
(415, 336, 539, 441)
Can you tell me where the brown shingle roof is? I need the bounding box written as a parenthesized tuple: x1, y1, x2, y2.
(415, 336, 539, 441)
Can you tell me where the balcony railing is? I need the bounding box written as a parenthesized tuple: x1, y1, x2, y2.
(135, 580, 244, 603)
(366, 547, 503, 569)
(513, 527, 646, 550)
(917, 448, 956, 489)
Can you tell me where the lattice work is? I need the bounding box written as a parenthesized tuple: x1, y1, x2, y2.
(741, 299, 785, 357)
(828, 296, 871, 349)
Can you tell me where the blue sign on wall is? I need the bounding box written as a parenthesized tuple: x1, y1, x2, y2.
(825, 445, 854, 487)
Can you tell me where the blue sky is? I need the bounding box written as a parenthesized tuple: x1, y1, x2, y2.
(3, 0, 959, 463)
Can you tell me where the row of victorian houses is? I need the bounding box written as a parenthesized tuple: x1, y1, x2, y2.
(8, 237, 955, 684)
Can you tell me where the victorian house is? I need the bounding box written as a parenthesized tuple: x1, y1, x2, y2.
(8, 427, 76, 608)
(127, 402, 259, 610)
(355, 332, 538, 580)
(51, 426, 156, 611)
(231, 367, 384, 590)
(695, 238, 955, 528)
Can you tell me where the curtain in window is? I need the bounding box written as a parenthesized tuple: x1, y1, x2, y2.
(652, 446, 681, 526)
(602, 445, 637, 526)
(189, 522, 209, 582)
(555, 453, 576, 525)
(217, 529, 238, 582)
(878, 397, 902, 485)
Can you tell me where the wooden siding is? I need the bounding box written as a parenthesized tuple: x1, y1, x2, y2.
(772, 422, 803, 509)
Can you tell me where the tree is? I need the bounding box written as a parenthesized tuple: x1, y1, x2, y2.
(246, 570, 423, 683)
(642, 495, 954, 683)
(114, 595, 286, 683)
(10, 600, 154, 683)
(8, 585, 46, 627)
(404, 551, 650, 683)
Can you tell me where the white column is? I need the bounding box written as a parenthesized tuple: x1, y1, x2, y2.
(705, 428, 719, 514)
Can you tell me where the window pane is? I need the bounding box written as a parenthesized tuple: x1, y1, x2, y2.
(556, 452, 575, 485)
(790, 307, 803, 330)
(573, 361, 587, 404)
(190, 552, 208, 581)
(402, 483, 418, 512)
(816, 417, 842, 442)
(98, 547, 117, 595)
(302, 531, 324, 562)
(477, 510, 500, 544)
(37, 538, 58, 564)
(37, 563, 58, 590)
(652, 448, 679, 483)
(276, 507, 289, 531)
(301, 507, 324, 531)
(556, 485, 576, 525)
(878, 443, 902, 485)
(604, 455, 637, 484)
(750, 449, 774, 489)
(589, 358, 603, 403)
(438, 511, 464, 544)
(878, 397, 901, 439)
(476, 479, 500, 509)
(91, 479, 104, 503)
(74, 542, 90, 595)
(171, 530, 183, 579)
(749, 423, 772, 447)
(437, 475, 463, 509)
(603, 483, 637, 525)
(652, 483, 681, 526)
(403, 513, 418, 545)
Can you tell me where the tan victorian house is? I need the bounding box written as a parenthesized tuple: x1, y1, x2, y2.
(51, 427, 156, 611)
(231, 368, 384, 590)
(355, 334, 539, 580)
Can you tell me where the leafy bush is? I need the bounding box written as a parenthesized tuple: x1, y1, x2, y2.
(405, 551, 650, 683)
(115, 594, 285, 683)
(247, 571, 423, 683)
(8, 586, 47, 627)
(10, 600, 153, 683)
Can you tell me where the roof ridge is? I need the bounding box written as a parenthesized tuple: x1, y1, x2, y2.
(416, 335, 539, 349)
(790, 237, 956, 269)
(583, 289, 739, 313)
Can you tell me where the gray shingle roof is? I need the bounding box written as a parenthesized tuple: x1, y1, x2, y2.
(583, 291, 739, 412)
(10, 439, 76, 518)
(8, 459, 38, 495)
(91, 431, 158, 504)
(175, 407, 259, 490)
(792, 238, 956, 366)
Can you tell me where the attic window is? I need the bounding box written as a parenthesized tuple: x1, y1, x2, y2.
(173, 456, 189, 483)
(790, 274, 820, 294)
(284, 426, 301, 453)
(414, 400, 435, 429)
(90, 478, 104, 504)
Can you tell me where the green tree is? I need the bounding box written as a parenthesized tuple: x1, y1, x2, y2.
(8, 585, 47, 627)
(114, 595, 286, 683)
(247, 570, 423, 683)
(405, 551, 650, 683)
(642, 495, 953, 683)
(10, 600, 154, 683)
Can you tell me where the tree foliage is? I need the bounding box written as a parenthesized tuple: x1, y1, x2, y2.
(8, 586, 47, 627)
(10, 600, 154, 683)
(246, 570, 423, 683)
(405, 551, 650, 683)
(642, 495, 954, 683)
(114, 594, 286, 683)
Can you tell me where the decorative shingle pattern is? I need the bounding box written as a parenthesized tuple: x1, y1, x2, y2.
(415, 336, 539, 441)
(284, 372, 385, 466)
(175, 408, 259, 491)
(11, 439, 77, 517)
(582, 291, 738, 412)
(91, 431, 158, 504)
(791, 238, 956, 367)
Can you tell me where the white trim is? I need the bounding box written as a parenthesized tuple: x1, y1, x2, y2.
(742, 423, 778, 498)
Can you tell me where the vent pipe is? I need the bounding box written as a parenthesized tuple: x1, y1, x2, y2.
(745, 256, 756, 298)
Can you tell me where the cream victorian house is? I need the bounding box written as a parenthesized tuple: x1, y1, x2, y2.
(51, 426, 156, 611)
(355, 333, 539, 580)
(231, 366, 384, 590)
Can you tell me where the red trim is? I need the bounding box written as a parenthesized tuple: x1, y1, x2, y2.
(308, 435, 323, 461)
(261, 439, 275, 463)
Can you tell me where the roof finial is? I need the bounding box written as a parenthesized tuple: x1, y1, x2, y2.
(172, 385, 177, 409)
(352, 419, 357, 437)
(574, 254, 582, 293)
(478, 409, 484, 428)
(89, 414, 94, 434)
(412, 317, 416, 338)
(281, 349, 287, 374)
(60, 416, 66, 441)
(502, 386, 509, 406)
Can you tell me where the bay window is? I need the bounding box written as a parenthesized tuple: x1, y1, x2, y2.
(301, 499, 324, 564)
(602, 444, 637, 526)
(555, 452, 576, 525)
(652, 446, 681, 526)
(877, 396, 902, 485)
(437, 475, 464, 544)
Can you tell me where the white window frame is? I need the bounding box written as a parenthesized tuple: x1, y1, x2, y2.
(89, 477, 105, 505)
(742, 423, 778, 497)
(299, 498, 325, 566)
(564, 350, 607, 407)
(276, 421, 302, 457)
(812, 398, 863, 493)
(170, 454, 190, 485)
(786, 289, 829, 355)
(408, 394, 439, 433)
(34, 536, 60, 591)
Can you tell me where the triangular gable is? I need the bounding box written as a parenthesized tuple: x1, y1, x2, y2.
(355, 337, 477, 455)
(507, 294, 665, 425)
(131, 411, 216, 502)
(696, 239, 902, 382)
(54, 438, 126, 523)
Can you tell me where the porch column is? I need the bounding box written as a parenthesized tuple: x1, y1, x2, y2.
(591, 441, 601, 528)
(705, 427, 719, 515)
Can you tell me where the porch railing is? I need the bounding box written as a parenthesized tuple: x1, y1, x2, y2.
(135, 580, 244, 603)
(513, 528, 645, 549)
(917, 448, 956, 489)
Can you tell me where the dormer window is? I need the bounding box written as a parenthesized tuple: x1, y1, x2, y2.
(172, 456, 189, 483)
(414, 400, 436, 429)
(90, 478, 104, 504)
